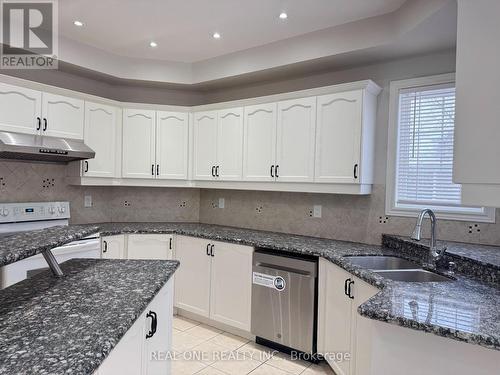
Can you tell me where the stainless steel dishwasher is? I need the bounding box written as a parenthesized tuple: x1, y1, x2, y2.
(251, 249, 318, 354)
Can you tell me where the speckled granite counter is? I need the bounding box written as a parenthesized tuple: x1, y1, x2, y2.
(2, 222, 499, 354)
(95, 222, 500, 351)
(0, 258, 179, 375)
(0, 225, 100, 267)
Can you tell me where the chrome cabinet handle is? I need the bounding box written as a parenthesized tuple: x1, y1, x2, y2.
(354, 164, 358, 179)
(270, 165, 274, 178)
(210, 244, 214, 257)
(36, 117, 41, 130)
(43, 118, 47, 131)
(103, 240, 108, 253)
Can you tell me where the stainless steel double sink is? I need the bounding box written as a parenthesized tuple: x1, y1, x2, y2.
(345, 255, 452, 282)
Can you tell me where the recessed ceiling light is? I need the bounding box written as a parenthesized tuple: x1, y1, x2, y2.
(213, 32, 221, 39)
(149, 41, 158, 48)
(73, 20, 84, 27)
(279, 12, 288, 20)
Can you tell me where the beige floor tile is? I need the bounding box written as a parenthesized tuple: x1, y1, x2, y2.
(190, 340, 234, 365)
(172, 331, 209, 352)
(249, 363, 292, 375)
(173, 316, 201, 332)
(195, 366, 229, 375)
(301, 362, 335, 375)
(171, 355, 208, 375)
(208, 332, 250, 351)
(187, 324, 224, 340)
(236, 342, 277, 362)
(265, 352, 311, 375)
(211, 355, 262, 375)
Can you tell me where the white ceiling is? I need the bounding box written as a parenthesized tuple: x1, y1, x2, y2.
(60, 0, 407, 63)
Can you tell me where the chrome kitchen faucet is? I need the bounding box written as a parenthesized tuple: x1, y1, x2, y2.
(411, 209, 447, 267)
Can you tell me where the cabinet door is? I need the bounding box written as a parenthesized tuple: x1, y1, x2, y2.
(42, 93, 84, 139)
(143, 280, 173, 375)
(217, 108, 244, 180)
(97, 312, 144, 375)
(352, 277, 379, 375)
(315, 91, 362, 183)
(0, 82, 41, 135)
(127, 234, 172, 260)
(193, 111, 218, 180)
(242, 103, 277, 181)
(101, 235, 125, 259)
(122, 109, 156, 179)
(209, 241, 253, 331)
(276, 97, 316, 182)
(174, 236, 211, 317)
(83, 102, 117, 178)
(317, 258, 353, 375)
(156, 111, 189, 180)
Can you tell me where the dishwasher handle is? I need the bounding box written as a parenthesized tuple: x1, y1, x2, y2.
(255, 262, 313, 277)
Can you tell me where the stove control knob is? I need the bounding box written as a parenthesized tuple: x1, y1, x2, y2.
(1, 208, 9, 217)
(58, 206, 66, 214)
(48, 206, 56, 214)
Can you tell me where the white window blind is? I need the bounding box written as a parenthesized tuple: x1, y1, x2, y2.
(396, 83, 461, 208)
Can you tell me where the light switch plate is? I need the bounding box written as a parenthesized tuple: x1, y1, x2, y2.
(84, 195, 93, 208)
(313, 205, 322, 218)
(218, 198, 225, 209)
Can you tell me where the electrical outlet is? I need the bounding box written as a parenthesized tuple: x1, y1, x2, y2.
(179, 201, 187, 208)
(218, 198, 225, 209)
(210, 201, 218, 209)
(84, 195, 92, 208)
(0, 177, 5, 191)
(255, 205, 263, 214)
(379, 216, 389, 224)
(313, 205, 322, 218)
(124, 200, 131, 207)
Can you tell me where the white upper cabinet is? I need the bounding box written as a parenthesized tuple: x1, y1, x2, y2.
(276, 97, 317, 182)
(122, 109, 156, 179)
(156, 111, 189, 180)
(193, 111, 218, 180)
(83, 102, 118, 178)
(315, 90, 363, 183)
(0, 82, 41, 135)
(242, 103, 277, 182)
(41, 93, 84, 139)
(217, 107, 243, 180)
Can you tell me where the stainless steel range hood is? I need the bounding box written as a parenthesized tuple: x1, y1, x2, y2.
(0, 131, 95, 163)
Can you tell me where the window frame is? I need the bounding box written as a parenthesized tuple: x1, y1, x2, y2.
(385, 73, 495, 223)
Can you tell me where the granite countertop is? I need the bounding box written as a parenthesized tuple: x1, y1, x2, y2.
(0, 258, 179, 375)
(1, 221, 499, 355)
(94, 222, 500, 351)
(0, 225, 100, 267)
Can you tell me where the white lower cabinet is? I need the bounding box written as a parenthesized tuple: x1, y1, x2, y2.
(317, 258, 378, 375)
(174, 236, 212, 316)
(174, 236, 253, 331)
(128, 234, 173, 260)
(101, 235, 126, 259)
(209, 241, 253, 331)
(96, 279, 174, 375)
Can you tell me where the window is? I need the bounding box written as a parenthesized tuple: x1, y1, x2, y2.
(386, 74, 494, 222)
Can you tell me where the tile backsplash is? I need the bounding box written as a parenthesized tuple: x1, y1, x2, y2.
(198, 187, 500, 246)
(0, 161, 200, 224)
